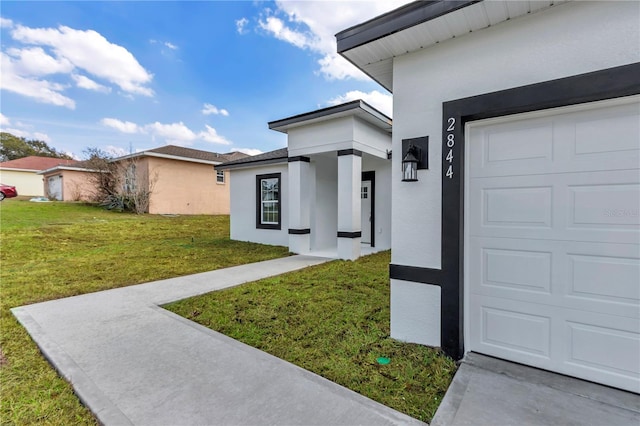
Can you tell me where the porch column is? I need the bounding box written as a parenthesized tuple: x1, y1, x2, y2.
(288, 156, 311, 254)
(337, 149, 362, 260)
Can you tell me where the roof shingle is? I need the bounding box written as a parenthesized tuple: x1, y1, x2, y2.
(0, 156, 78, 171)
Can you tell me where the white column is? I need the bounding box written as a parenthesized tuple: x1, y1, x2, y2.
(337, 150, 361, 260)
(288, 157, 311, 254)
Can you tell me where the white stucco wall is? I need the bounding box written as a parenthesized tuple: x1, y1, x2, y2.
(311, 155, 338, 251)
(288, 116, 391, 159)
(229, 164, 289, 247)
(390, 0, 640, 345)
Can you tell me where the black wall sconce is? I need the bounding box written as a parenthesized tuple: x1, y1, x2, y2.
(401, 136, 428, 182)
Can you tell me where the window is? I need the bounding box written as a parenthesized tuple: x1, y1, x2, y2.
(216, 170, 225, 184)
(256, 173, 281, 229)
(124, 163, 137, 193)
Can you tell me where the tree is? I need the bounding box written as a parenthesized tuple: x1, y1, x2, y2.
(83, 147, 156, 214)
(0, 132, 73, 161)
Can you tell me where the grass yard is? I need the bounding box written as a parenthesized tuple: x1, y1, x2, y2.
(166, 251, 457, 422)
(0, 199, 289, 425)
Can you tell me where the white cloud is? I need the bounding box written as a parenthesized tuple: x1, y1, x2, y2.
(100, 117, 233, 146)
(0, 17, 13, 29)
(11, 23, 153, 97)
(202, 103, 229, 117)
(104, 145, 129, 157)
(236, 17, 249, 35)
(0, 113, 9, 126)
(6, 47, 73, 76)
(164, 42, 177, 50)
(259, 16, 313, 50)
(73, 74, 111, 93)
(198, 125, 232, 145)
(327, 90, 392, 118)
(1, 52, 76, 109)
(236, 148, 263, 156)
(32, 132, 51, 142)
(100, 118, 141, 134)
(254, 1, 412, 80)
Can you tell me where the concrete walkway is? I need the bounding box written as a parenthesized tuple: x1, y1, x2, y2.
(12, 255, 423, 426)
(432, 353, 640, 426)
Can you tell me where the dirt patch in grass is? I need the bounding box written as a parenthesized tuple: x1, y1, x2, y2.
(166, 251, 457, 422)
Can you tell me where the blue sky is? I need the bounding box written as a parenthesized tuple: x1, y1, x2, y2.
(0, 1, 409, 159)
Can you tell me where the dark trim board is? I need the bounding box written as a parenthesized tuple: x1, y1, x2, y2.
(288, 228, 311, 235)
(389, 62, 640, 360)
(362, 171, 375, 247)
(337, 231, 361, 238)
(288, 156, 310, 163)
(338, 149, 362, 157)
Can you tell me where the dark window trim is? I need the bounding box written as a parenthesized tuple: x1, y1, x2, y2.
(256, 173, 282, 230)
(389, 62, 640, 360)
(362, 171, 375, 247)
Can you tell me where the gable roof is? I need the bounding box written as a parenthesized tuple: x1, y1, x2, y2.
(0, 156, 78, 172)
(116, 145, 249, 165)
(215, 148, 288, 170)
(268, 100, 392, 134)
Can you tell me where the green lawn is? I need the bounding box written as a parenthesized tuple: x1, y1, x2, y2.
(165, 251, 457, 422)
(0, 199, 289, 425)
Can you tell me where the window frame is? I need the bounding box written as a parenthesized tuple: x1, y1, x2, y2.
(256, 173, 281, 230)
(216, 169, 225, 184)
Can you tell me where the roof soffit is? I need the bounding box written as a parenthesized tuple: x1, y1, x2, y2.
(338, 0, 566, 92)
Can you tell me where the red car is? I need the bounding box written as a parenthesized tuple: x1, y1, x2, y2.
(0, 183, 17, 201)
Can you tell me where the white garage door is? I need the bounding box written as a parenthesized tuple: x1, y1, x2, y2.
(466, 96, 640, 393)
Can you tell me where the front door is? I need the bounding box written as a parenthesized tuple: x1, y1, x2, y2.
(361, 181, 372, 244)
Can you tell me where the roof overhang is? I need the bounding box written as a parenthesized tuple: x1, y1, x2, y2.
(337, 0, 566, 92)
(269, 100, 392, 134)
(0, 167, 41, 172)
(38, 166, 101, 175)
(215, 156, 288, 171)
(114, 151, 223, 166)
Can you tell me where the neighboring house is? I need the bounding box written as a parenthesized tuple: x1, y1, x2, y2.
(40, 145, 247, 213)
(217, 100, 392, 260)
(0, 156, 77, 196)
(114, 145, 248, 215)
(334, 0, 639, 394)
(39, 161, 98, 201)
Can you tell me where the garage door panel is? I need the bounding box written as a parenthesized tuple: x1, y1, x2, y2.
(568, 182, 640, 230)
(564, 313, 640, 393)
(470, 171, 639, 244)
(567, 253, 640, 308)
(469, 100, 640, 179)
(470, 297, 552, 361)
(471, 237, 639, 318)
(467, 97, 640, 393)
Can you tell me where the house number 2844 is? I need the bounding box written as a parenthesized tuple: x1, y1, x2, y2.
(445, 117, 455, 179)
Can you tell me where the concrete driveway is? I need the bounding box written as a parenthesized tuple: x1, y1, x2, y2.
(432, 352, 640, 426)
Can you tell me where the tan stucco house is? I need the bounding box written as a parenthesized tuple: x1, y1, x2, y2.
(0, 156, 78, 196)
(41, 145, 248, 214)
